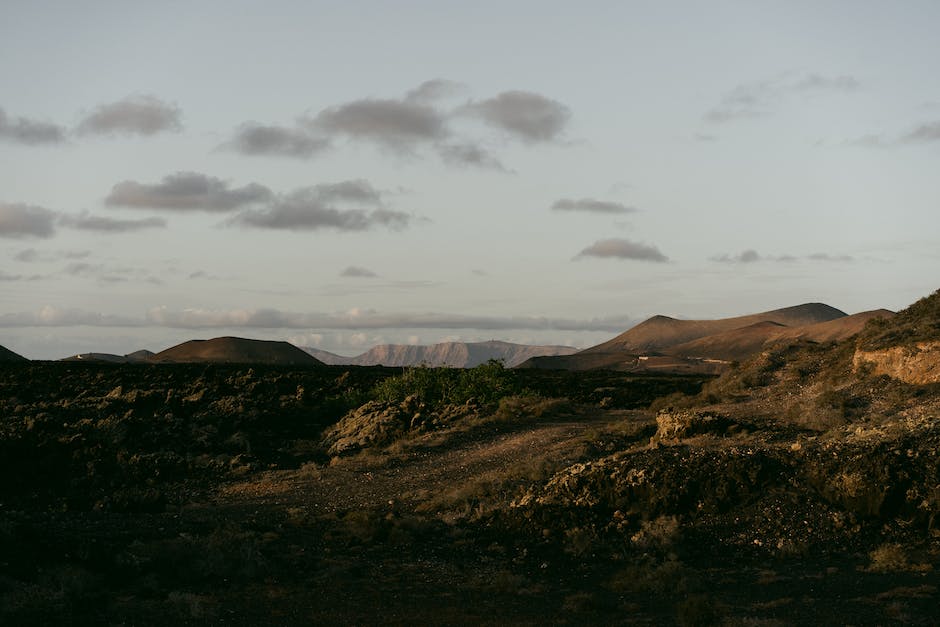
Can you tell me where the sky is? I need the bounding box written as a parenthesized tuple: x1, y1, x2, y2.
(2, 1, 939, 359)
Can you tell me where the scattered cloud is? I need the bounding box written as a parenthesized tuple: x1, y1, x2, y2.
(105, 171, 273, 211)
(711, 250, 854, 263)
(59, 211, 166, 233)
(231, 189, 411, 232)
(310, 97, 446, 150)
(791, 74, 860, 92)
(575, 238, 669, 262)
(436, 143, 509, 171)
(340, 266, 378, 278)
(460, 91, 571, 142)
(230, 179, 413, 232)
(76, 95, 182, 136)
(0, 203, 58, 239)
(551, 198, 638, 214)
(711, 249, 763, 263)
(14, 248, 41, 262)
(0, 107, 66, 145)
(0, 306, 142, 327)
(313, 179, 383, 204)
(223, 122, 330, 158)
(405, 78, 466, 103)
(705, 73, 860, 124)
(144, 306, 636, 333)
(900, 121, 940, 143)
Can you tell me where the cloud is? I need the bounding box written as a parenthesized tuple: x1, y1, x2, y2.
(231, 188, 412, 232)
(230, 180, 413, 232)
(311, 97, 446, 150)
(59, 211, 166, 233)
(0, 107, 66, 145)
(711, 250, 854, 263)
(143, 306, 636, 333)
(461, 91, 571, 142)
(711, 249, 763, 263)
(436, 143, 509, 171)
(706, 73, 861, 124)
(224, 122, 330, 158)
(792, 74, 860, 92)
(0, 203, 58, 239)
(551, 198, 638, 214)
(14, 248, 41, 262)
(0, 306, 142, 327)
(105, 171, 273, 211)
(340, 265, 378, 278)
(313, 179, 383, 204)
(76, 95, 182, 136)
(575, 238, 669, 262)
(900, 121, 940, 143)
(404, 78, 466, 103)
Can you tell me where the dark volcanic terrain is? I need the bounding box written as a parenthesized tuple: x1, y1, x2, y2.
(1, 290, 939, 624)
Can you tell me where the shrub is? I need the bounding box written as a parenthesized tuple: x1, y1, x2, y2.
(371, 360, 517, 407)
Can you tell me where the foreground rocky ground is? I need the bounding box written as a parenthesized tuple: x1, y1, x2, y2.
(1, 353, 938, 624)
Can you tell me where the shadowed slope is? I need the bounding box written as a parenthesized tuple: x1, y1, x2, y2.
(151, 337, 324, 365)
(0, 345, 28, 362)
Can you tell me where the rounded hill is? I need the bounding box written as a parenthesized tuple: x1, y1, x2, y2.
(150, 337, 324, 365)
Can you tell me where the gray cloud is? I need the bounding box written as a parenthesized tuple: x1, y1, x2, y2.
(0, 305, 635, 334)
(0, 307, 142, 327)
(144, 306, 635, 333)
(437, 143, 509, 171)
(313, 179, 383, 204)
(901, 121, 940, 143)
(224, 122, 330, 158)
(232, 190, 411, 232)
(14, 248, 41, 262)
(59, 211, 167, 233)
(706, 73, 861, 124)
(311, 98, 446, 149)
(711, 249, 763, 263)
(461, 91, 571, 142)
(552, 198, 638, 214)
(77, 95, 182, 136)
(0, 270, 22, 281)
(405, 78, 466, 103)
(106, 172, 273, 211)
(711, 250, 854, 263)
(340, 266, 378, 278)
(0, 203, 58, 239)
(575, 238, 669, 262)
(792, 74, 860, 92)
(0, 107, 66, 145)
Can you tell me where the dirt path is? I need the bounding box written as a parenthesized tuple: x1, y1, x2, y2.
(217, 412, 635, 514)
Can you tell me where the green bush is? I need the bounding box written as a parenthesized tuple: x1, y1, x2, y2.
(371, 360, 517, 407)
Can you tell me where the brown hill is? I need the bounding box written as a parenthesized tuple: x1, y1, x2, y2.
(151, 337, 324, 365)
(583, 303, 847, 355)
(520, 303, 849, 372)
(62, 350, 158, 364)
(0, 344, 28, 362)
(668, 310, 895, 362)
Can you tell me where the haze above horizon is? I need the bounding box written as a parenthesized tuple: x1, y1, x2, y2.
(2, 1, 938, 359)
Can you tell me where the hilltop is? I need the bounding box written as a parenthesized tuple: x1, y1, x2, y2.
(150, 336, 324, 365)
(519, 302, 890, 372)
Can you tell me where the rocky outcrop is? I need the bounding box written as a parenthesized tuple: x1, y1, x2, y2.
(853, 341, 940, 385)
(320, 395, 480, 456)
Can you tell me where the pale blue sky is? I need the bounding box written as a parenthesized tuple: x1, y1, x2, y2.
(2, 1, 938, 358)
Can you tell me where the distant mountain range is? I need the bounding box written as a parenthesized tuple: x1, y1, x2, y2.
(2, 301, 896, 371)
(301, 340, 579, 368)
(519, 304, 894, 373)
